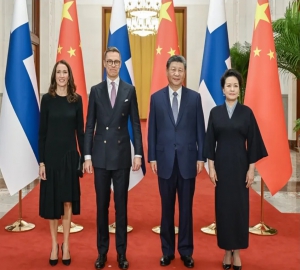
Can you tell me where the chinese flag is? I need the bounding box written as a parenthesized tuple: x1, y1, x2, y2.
(244, 0, 292, 195)
(56, 0, 88, 123)
(150, 0, 180, 94)
(146, 0, 179, 133)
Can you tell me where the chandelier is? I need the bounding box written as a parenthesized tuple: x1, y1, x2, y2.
(124, 0, 161, 37)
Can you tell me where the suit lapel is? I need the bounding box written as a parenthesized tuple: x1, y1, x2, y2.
(108, 80, 129, 124)
(114, 80, 128, 109)
(176, 87, 188, 125)
(163, 87, 176, 125)
(98, 81, 112, 112)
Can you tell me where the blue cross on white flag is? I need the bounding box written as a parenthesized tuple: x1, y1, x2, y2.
(106, 0, 145, 190)
(199, 0, 231, 128)
(0, 0, 39, 195)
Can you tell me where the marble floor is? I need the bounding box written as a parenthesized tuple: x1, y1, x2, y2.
(0, 150, 299, 219)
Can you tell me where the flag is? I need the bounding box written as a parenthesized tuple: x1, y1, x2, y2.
(198, 0, 230, 128)
(56, 0, 88, 122)
(0, 0, 39, 195)
(107, 0, 145, 190)
(244, 0, 292, 195)
(150, 0, 180, 94)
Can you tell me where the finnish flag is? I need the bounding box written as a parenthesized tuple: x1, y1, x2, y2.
(0, 0, 39, 195)
(199, 0, 231, 128)
(106, 0, 145, 190)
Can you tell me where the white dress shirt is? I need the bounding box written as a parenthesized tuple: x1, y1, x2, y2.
(107, 76, 120, 99)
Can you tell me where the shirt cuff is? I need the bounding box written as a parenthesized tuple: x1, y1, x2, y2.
(85, 155, 91, 160)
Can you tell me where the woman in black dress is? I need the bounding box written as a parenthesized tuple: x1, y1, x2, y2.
(203, 69, 267, 270)
(39, 60, 84, 266)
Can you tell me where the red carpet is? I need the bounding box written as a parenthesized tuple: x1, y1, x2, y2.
(0, 123, 299, 269)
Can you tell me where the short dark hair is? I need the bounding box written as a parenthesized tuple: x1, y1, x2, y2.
(220, 69, 243, 88)
(166, 55, 187, 70)
(104, 46, 121, 61)
(48, 60, 78, 103)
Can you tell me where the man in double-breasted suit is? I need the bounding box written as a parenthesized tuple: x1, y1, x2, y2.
(148, 55, 205, 268)
(84, 47, 143, 270)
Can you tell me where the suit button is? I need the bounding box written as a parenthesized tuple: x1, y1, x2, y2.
(122, 113, 124, 116)
(118, 127, 120, 129)
(106, 127, 109, 130)
(104, 140, 106, 143)
(118, 140, 120, 144)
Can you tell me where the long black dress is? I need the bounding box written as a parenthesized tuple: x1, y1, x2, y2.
(203, 102, 267, 250)
(39, 93, 84, 219)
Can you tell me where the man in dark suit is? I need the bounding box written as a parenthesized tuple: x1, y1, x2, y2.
(84, 47, 143, 270)
(148, 55, 205, 268)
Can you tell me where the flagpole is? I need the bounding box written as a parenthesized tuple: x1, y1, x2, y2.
(56, 0, 88, 235)
(198, 0, 229, 236)
(249, 178, 277, 235)
(5, 190, 35, 232)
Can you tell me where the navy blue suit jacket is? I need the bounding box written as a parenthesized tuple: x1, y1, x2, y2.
(84, 80, 143, 170)
(148, 86, 206, 179)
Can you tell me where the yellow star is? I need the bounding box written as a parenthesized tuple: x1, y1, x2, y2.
(267, 50, 275, 59)
(168, 48, 176, 57)
(57, 45, 63, 54)
(253, 46, 261, 56)
(254, 2, 270, 29)
(159, 1, 172, 24)
(62, 1, 74, 21)
(156, 46, 162, 54)
(79, 41, 82, 48)
(67, 47, 76, 57)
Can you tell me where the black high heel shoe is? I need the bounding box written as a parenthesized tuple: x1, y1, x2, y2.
(222, 251, 233, 269)
(49, 244, 59, 266)
(232, 251, 242, 270)
(61, 243, 71, 266)
(222, 261, 231, 269)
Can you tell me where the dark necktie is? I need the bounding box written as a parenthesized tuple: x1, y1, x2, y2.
(172, 92, 178, 123)
(110, 81, 116, 107)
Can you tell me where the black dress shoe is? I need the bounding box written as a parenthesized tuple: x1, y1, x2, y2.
(117, 254, 129, 269)
(95, 254, 107, 269)
(61, 243, 71, 266)
(49, 244, 59, 266)
(180, 255, 194, 268)
(233, 266, 242, 270)
(160, 255, 175, 266)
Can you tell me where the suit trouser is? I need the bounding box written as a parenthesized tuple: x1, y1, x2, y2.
(158, 155, 195, 256)
(94, 167, 130, 255)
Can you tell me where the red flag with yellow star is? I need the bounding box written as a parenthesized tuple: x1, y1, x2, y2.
(150, 0, 179, 94)
(244, 0, 292, 195)
(56, 0, 88, 123)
